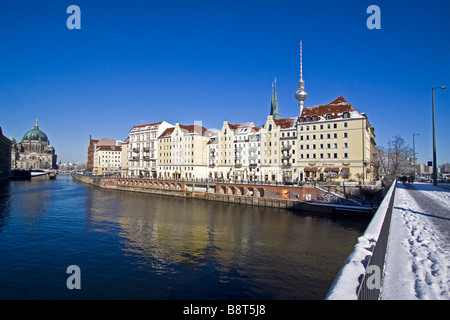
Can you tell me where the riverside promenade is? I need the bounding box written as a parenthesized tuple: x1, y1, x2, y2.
(381, 182, 450, 299)
(326, 181, 450, 300)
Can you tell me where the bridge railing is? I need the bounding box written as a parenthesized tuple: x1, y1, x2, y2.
(326, 180, 397, 300)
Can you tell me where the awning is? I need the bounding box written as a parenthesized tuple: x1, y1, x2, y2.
(324, 167, 333, 172)
(341, 167, 350, 172)
(366, 168, 372, 173)
(304, 167, 318, 172)
(332, 167, 340, 173)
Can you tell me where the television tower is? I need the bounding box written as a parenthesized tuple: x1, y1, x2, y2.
(295, 41, 307, 116)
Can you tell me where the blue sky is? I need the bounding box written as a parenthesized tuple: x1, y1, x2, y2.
(1, 0, 449, 164)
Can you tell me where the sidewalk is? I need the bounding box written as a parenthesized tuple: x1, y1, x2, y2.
(380, 183, 450, 299)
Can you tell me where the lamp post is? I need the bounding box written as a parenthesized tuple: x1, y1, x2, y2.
(432, 86, 446, 186)
(413, 133, 419, 182)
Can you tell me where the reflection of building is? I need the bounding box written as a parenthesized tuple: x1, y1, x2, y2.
(0, 126, 12, 180)
(10, 121, 57, 170)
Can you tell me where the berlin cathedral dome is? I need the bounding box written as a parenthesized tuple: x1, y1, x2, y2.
(11, 120, 58, 170)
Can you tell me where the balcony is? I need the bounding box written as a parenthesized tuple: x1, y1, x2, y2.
(282, 153, 292, 160)
(132, 148, 140, 153)
(143, 147, 150, 152)
(281, 145, 291, 151)
(281, 163, 292, 169)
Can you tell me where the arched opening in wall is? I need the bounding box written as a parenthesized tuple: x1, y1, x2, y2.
(256, 188, 264, 197)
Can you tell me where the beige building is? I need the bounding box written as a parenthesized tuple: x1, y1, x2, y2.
(296, 96, 376, 183)
(158, 122, 211, 179)
(210, 121, 262, 181)
(93, 144, 122, 175)
(128, 121, 174, 177)
(120, 137, 129, 177)
(257, 96, 376, 184)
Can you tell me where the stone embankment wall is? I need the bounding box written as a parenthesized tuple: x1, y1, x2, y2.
(72, 173, 374, 215)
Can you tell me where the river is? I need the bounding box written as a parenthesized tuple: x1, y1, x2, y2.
(0, 173, 366, 299)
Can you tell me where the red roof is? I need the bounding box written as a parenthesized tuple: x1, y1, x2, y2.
(274, 117, 298, 129)
(132, 122, 163, 129)
(301, 96, 361, 120)
(97, 145, 122, 151)
(159, 124, 208, 138)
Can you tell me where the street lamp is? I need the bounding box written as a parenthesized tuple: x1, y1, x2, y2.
(413, 133, 419, 182)
(432, 86, 446, 186)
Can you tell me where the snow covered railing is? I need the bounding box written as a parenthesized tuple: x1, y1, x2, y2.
(326, 180, 397, 300)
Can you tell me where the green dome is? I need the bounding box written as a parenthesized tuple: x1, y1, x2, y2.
(22, 121, 48, 142)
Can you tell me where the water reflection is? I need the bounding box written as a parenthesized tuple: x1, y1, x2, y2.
(0, 174, 366, 299)
(84, 186, 366, 299)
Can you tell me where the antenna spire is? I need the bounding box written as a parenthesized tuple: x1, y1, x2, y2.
(295, 40, 307, 117)
(300, 40, 303, 82)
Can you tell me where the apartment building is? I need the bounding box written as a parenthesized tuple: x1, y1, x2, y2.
(93, 145, 122, 175)
(297, 96, 376, 183)
(158, 122, 210, 179)
(128, 121, 174, 177)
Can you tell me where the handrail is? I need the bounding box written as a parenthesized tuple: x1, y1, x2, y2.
(326, 179, 397, 300)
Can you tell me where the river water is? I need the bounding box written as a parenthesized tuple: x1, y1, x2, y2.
(0, 174, 366, 300)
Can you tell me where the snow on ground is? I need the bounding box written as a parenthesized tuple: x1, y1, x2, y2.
(381, 183, 450, 300)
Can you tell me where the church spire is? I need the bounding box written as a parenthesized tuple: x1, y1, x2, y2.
(35, 118, 39, 129)
(270, 77, 280, 120)
(295, 40, 307, 117)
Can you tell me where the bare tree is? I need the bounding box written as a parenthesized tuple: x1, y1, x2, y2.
(375, 135, 413, 179)
(388, 135, 413, 176)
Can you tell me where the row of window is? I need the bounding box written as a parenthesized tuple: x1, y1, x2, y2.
(261, 152, 349, 164)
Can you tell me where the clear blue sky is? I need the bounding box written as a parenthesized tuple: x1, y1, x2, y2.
(1, 0, 449, 164)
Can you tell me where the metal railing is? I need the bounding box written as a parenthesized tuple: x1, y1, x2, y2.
(325, 179, 397, 300)
(357, 180, 397, 300)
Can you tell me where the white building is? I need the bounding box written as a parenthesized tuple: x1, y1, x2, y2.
(128, 121, 174, 177)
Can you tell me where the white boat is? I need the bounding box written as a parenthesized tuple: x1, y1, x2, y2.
(30, 170, 49, 177)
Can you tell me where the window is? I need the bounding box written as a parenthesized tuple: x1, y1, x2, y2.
(333, 133, 338, 139)
(326, 114, 331, 120)
(343, 132, 348, 138)
(333, 153, 338, 159)
(343, 142, 348, 149)
(344, 122, 348, 128)
(344, 153, 348, 159)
